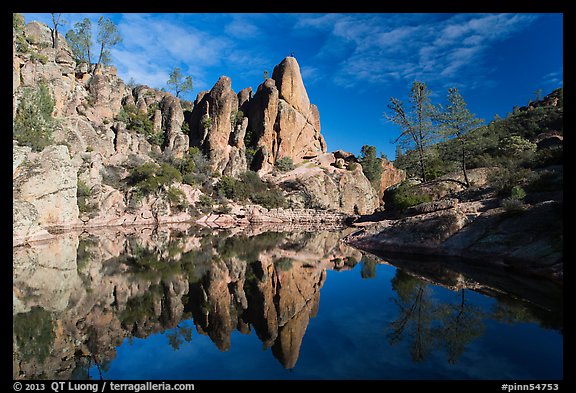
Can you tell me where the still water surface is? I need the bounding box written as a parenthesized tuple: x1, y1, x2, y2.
(12, 227, 562, 380)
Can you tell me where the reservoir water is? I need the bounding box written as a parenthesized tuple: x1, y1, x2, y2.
(12, 226, 562, 380)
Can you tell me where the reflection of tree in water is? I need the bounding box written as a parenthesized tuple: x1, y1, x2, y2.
(166, 324, 193, 350)
(388, 271, 434, 362)
(360, 256, 378, 279)
(491, 297, 562, 333)
(387, 269, 484, 364)
(13, 306, 55, 364)
(433, 289, 484, 364)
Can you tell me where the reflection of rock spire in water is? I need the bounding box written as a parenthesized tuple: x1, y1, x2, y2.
(11, 226, 362, 379)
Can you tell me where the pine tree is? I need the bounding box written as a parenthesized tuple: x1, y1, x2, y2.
(436, 88, 483, 187)
(386, 81, 437, 182)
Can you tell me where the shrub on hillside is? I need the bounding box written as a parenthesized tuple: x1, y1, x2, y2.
(167, 187, 186, 211)
(488, 166, 533, 197)
(217, 171, 286, 209)
(388, 182, 432, 211)
(275, 156, 295, 172)
(13, 81, 55, 151)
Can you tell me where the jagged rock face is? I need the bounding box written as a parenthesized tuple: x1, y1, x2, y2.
(85, 71, 125, 126)
(379, 158, 406, 200)
(54, 115, 116, 157)
(247, 58, 326, 173)
(16, 23, 77, 117)
(273, 153, 380, 215)
(248, 78, 280, 173)
(13, 145, 79, 231)
(189, 57, 326, 175)
(160, 95, 189, 158)
(188, 76, 247, 175)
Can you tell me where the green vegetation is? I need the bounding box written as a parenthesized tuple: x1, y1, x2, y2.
(275, 156, 295, 172)
(201, 116, 212, 130)
(167, 186, 186, 211)
(389, 86, 563, 209)
(66, 18, 93, 66)
(95, 16, 122, 70)
(128, 162, 182, 198)
(77, 179, 98, 214)
(13, 81, 55, 151)
(167, 67, 193, 98)
(13, 307, 55, 364)
(388, 181, 432, 211)
(30, 51, 49, 64)
(274, 257, 294, 271)
(359, 145, 382, 189)
(231, 110, 244, 128)
(387, 81, 437, 182)
(435, 87, 484, 187)
(217, 171, 286, 209)
(116, 104, 164, 146)
(13, 13, 29, 53)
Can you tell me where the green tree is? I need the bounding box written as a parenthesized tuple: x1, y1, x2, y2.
(386, 81, 437, 182)
(95, 16, 122, 71)
(435, 87, 484, 187)
(13, 81, 56, 151)
(533, 88, 543, 102)
(167, 67, 193, 98)
(49, 13, 65, 49)
(359, 145, 382, 188)
(13, 13, 28, 53)
(65, 18, 92, 65)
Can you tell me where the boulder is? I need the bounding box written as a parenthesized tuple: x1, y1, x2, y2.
(275, 155, 379, 215)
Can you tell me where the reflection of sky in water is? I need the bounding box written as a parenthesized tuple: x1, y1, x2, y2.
(91, 262, 562, 380)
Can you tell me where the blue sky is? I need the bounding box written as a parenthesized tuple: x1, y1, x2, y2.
(22, 13, 563, 159)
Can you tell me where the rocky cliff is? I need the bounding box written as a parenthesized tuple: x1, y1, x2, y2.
(188, 57, 326, 175)
(13, 19, 383, 244)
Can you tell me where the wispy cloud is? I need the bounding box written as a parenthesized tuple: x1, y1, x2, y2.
(297, 13, 538, 89)
(540, 70, 563, 88)
(300, 66, 324, 86)
(224, 15, 261, 39)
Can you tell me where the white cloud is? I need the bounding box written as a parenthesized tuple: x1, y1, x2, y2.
(224, 15, 261, 39)
(298, 13, 538, 90)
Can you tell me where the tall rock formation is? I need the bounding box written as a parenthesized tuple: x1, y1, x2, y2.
(248, 57, 326, 173)
(188, 57, 326, 175)
(188, 76, 247, 176)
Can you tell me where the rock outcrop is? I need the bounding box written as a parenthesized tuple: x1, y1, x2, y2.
(13, 145, 78, 244)
(379, 158, 406, 199)
(188, 57, 326, 175)
(13, 19, 380, 244)
(346, 188, 563, 279)
(188, 76, 247, 175)
(268, 152, 379, 215)
(247, 58, 326, 173)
